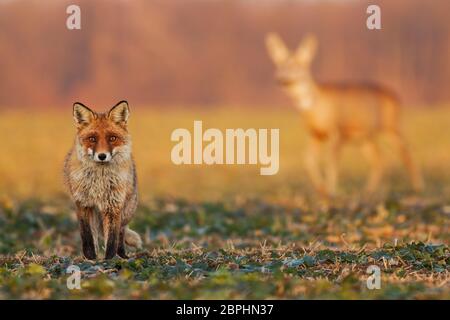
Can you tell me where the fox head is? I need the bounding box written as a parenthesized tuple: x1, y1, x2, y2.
(265, 33, 318, 87)
(72, 101, 131, 165)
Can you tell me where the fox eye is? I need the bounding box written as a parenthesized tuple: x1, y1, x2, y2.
(88, 136, 96, 143)
(109, 136, 117, 142)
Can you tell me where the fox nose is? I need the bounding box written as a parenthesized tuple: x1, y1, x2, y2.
(98, 153, 107, 161)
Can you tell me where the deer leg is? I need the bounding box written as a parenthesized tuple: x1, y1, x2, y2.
(325, 136, 342, 196)
(304, 137, 327, 195)
(361, 140, 383, 193)
(387, 131, 424, 191)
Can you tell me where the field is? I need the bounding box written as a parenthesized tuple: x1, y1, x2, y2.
(0, 106, 449, 299)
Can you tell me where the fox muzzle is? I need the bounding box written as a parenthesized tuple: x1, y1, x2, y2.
(94, 152, 112, 163)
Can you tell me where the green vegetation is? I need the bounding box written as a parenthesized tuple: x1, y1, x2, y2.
(0, 196, 448, 299)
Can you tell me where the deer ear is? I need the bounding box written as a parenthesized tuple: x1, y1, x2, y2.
(108, 100, 130, 125)
(296, 34, 318, 64)
(265, 32, 290, 65)
(73, 102, 96, 127)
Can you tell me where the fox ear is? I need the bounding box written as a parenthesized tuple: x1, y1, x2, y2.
(296, 34, 318, 65)
(108, 100, 130, 125)
(265, 32, 290, 65)
(73, 102, 96, 127)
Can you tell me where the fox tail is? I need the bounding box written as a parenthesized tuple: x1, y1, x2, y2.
(124, 227, 142, 249)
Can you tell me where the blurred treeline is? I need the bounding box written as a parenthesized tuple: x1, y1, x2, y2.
(0, 0, 449, 109)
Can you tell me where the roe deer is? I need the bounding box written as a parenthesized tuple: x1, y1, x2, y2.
(265, 33, 423, 196)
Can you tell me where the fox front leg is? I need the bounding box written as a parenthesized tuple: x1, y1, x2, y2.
(76, 205, 97, 260)
(117, 227, 128, 259)
(103, 211, 121, 259)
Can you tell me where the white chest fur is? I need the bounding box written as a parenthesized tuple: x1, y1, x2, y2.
(70, 163, 132, 212)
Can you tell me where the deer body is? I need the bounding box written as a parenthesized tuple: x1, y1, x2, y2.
(266, 33, 423, 195)
(288, 83, 399, 141)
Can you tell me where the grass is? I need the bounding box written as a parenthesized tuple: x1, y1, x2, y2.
(0, 106, 449, 299)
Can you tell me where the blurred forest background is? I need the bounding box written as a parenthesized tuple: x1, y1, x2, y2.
(0, 0, 449, 110)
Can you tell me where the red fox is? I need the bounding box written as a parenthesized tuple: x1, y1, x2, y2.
(64, 101, 142, 260)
